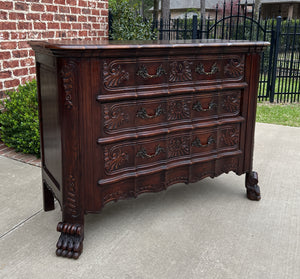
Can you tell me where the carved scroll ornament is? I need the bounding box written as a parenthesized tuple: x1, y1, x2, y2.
(103, 61, 129, 88)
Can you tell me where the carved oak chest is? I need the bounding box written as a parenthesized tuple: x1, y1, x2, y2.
(29, 40, 268, 259)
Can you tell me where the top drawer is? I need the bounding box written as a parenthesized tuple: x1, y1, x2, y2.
(99, 54, 245, 97)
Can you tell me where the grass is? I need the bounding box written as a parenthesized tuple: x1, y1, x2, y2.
(256, 102, 300, 127)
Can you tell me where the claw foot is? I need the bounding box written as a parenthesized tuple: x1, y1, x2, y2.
(56, 222, 84, 259)
(245, 171, 261, 201)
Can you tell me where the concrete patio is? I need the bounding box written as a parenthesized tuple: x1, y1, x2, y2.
(1, 123, 300, 279)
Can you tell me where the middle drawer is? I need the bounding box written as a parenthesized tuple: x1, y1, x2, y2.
(100, 90, 241, 138)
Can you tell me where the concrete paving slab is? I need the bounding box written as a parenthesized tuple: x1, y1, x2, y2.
(0, 157, 42, 237)
(0, 123, 300, 279)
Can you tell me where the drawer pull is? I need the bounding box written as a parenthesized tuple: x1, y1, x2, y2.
(136, 145, 165, 159)
(193, 101, 216, 112)
(136, 105, 164, 119)
(192, 136, 215, 148)
(137, 64, 166, 79)
(196, 62, 219, 76)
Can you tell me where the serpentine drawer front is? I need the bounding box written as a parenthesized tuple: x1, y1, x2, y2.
(29, 39, 268, 259)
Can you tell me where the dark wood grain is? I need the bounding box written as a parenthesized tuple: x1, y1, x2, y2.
(29, 39, 268, 259)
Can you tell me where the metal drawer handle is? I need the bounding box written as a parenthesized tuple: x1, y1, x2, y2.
(136, 145, 165, 159)
(192, 136, 215, 148)
(193, 101, 216, 112)
(196, 62, 219, 75)
(137, 64, 166, 79)
(136, 105, 164, 119)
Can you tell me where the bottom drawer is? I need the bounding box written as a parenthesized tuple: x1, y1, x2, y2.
(100, 155, 242, 205)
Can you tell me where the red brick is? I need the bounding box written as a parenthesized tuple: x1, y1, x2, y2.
(9, 12, 25, 20)
(92, 23, 100, 29)
(61, 23, 71, 29)
(15, 2, 29, 11)
(1, 42, 17, 49)
(47, 22, 60, 29)
(18, 41, 30, 49)
(13, 68, 28, 77)
(70, 7, 81, 14)
(4, 79, 20, 88)
(0, 11, 8, 20)
(83, 23, 91, 30)
(67, 15, 76, 21)
(66, 31, 78, 37)
(88, 16, 97, 22)
(34, 22, 46, 30)
(0, 52, 11, 60)
(29, 67, 36, 74)
(97, 2, 105, 9)
(41, 0, 53, 3)
(27, 0, 40, 2)
(82, 8, 90, 14)
(56, 31, 66, 38)
(29, 49, 35, 56)
(0, 32, 10, 40)
(41, 13, 53, 21)
(0, 22, 17, 30)
(26, 13, 40, 20)
(66, 0, 77, 5)
(0, 82, 3, 90)
(78, 30, 88, 37)
(46, 5, 58, 12)
(20, 58, 34, 67)
(12, 50, 28, 58)
(27, 32, 42, 39)
(71, 23, 81, 30)
(91, 9, 100, 16)
(0, 71, 12, 79)
(54, 0, 65, 4)
(18, 22, 32, 30)
(3, 60, 19, 68)
(54, 14, 65, 21)
(0, 1, 13, 10)
(78, 0, 87, 7)
(31, 4, 45, 12)
(10, 32, 27, 40)
(78, 15, 87, 22)
(101, 9, 108, 16)
(42, 31, 55, 39)
(59, 6, 70, 13)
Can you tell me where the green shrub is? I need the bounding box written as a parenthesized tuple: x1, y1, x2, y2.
(0, 80, 40, 157)
(109, 0, 156, 40)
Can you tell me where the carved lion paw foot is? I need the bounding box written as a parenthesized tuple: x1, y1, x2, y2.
(245, 171, 261, 201)
(56, 222, 84, 259)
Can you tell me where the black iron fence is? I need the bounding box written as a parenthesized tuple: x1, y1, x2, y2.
(109, 1, 300, 103)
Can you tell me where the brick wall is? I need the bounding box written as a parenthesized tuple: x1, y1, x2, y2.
(0, 0, 108, 95)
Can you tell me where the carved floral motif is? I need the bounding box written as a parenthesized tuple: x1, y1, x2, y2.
(104, 105, 129, 132)
(167, 100, 190, 120)
(222, 94, 240, 113)
(168, 136, 190, 158)
(224, 57, 245, 79)
(103, 61, 129, 88)
(104, 147, 128, 173)
(169, 61, 193, 82)
(60, 61, 77, 109)
(221, 128, 239, 146)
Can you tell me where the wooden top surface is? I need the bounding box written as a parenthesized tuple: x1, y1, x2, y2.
(29, 39, 270, 50)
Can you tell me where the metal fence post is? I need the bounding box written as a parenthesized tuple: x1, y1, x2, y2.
(192, 15, 198, 39)
(269, 16, 282, 103)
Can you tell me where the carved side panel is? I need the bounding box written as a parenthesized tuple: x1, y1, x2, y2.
(220, 128, 240, 147)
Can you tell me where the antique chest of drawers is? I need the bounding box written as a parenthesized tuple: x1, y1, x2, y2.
(29, 40, 268, 259)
